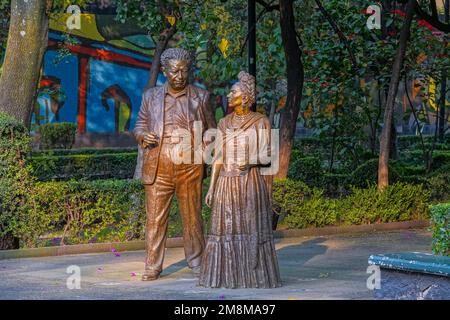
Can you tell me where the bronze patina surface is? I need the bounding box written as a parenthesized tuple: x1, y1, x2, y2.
(199, 71, 282, 288)
(133, 48, 215, 281)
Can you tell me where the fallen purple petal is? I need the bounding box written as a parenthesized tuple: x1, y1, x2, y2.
(130, 272, 137, 277)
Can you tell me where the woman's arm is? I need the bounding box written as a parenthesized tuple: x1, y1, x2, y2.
(205, 161, 222, 208)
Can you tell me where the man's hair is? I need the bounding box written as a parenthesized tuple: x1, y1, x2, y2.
(160, 48, 193, 69)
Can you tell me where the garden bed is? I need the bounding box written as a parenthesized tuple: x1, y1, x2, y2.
(0, 220, 429, 260)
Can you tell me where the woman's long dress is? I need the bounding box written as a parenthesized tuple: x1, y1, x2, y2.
(198, 112, 282, 288)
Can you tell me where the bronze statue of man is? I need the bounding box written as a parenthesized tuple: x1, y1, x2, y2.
(133, 48, 216, 281)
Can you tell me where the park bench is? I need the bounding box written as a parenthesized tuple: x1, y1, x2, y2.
(368, 252, 450, 300)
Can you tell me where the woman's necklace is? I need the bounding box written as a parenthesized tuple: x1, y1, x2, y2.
(234, 111, 252, 121)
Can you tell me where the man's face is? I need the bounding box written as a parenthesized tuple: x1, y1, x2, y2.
(162, 59, 189, 91)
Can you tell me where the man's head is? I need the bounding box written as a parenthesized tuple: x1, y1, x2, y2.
(160, 48, 193, 92)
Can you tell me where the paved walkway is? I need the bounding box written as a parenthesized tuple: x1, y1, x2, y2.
(0, 229, 432, 300)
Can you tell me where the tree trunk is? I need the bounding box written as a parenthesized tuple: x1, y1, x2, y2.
(145, 26, 176, 90)
(378, 0, 417, 189)
(133, 26, 176, 180)
(0, 0, 49, 126)
(275, 0, 304, 179)
(438, 0, 449, 142)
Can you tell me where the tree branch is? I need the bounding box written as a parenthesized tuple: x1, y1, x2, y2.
(313, 0, 357, 69)
(240, 0, 279, 56)
(256, 0, 279, 12)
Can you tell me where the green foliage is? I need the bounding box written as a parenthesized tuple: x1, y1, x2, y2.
(0, 112, 35, 246)
(32, 147, 137, 157)
(429, 203, 450, 256)
(31, 152, 137, 181)
(272, 179, 314, 215)
(39, 122, 77, 150)
(272, 179, 337, 228)
(0, 0, 9, 68)
(5, 175, 214, 247)
(347, 159, 400, 189)
(427, 164, 450, 202)
(22, 179, 145, 247)
(397, 135, 450, 150)
(400, 150, 450, 169)
(287, 150, 323, 185)
(273, 179, 430, 229)
(339, 183, 430, 225)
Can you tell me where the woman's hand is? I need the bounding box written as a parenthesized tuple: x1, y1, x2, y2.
(205, 188, 214, 208)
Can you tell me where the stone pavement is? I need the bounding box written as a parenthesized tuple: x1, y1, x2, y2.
(0, 229, 432, 300)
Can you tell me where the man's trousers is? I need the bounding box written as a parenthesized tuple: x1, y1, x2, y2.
(143, 141, 205, 274)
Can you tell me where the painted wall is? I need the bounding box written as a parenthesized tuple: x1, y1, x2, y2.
(32, 14, 165, 134)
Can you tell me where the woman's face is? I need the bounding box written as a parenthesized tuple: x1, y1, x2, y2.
(227, 83, 243, 109)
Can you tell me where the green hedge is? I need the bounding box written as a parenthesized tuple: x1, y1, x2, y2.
(273, 179, 430, 229)
(4, 174, 436, 248)
(287, 149, 449, 201)
(31, 152, 138, 180)
(32, 147, 137, 157)
(397, 135, 450, 150)
(273, 180, 337, 229)
(400, 150, 450, 169)
(429, 203, 450, 256)
(339, 183, 430, 225)
(7, 177, 212, 248)
(39, 122, 77, 149)
(287, 150, 323, 185)
(0, 112, 34, 249)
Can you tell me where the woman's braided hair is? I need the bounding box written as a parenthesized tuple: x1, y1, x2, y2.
(237, 71, 256, 106)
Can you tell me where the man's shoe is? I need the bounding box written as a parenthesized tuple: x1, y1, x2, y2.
(141, 270, 160, 281)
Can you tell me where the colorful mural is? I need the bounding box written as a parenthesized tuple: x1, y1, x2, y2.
(32, 14, 167, 134)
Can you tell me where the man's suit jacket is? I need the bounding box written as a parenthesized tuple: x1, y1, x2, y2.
(133, 84, 216, 185)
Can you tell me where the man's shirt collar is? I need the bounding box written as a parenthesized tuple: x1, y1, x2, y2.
(165, 82, 187, 98)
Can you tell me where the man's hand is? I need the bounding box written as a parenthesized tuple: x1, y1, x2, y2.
(142, 132, 159, 148)
(238, 163, 256, 171)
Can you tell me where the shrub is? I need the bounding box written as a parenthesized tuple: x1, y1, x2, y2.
(282, 188, 337, 229)
(22, 179, 145, 247)
(427, 164, 450, 202)
(338, 183, 430, 225)
(293, 137, 330, 156)
(272, 179, 313, 215)
(347, 159, 400, 188)
(0, 112, 34, 249)
(397, 135, 450, 150)
(319, 173, 350, 197)
(32, 147, 137, 157)
(8, 177, 214, 248)
(429, 203, 450, 256)
(273, 179, 337, 229)
(400, 150, 450, 170)
(287, 150, 323, 185)
(273, 179, 430, 229)
(39, 122, 77, 149)
(31, 152, 137, 181)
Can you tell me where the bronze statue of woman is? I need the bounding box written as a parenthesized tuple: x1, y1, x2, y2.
(198, 71, 282, 288)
